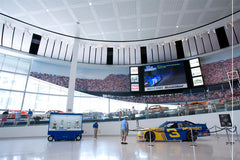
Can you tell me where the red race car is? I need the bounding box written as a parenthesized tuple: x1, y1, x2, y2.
(7, 110, 28, 119)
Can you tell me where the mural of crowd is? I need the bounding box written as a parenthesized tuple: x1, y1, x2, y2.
(30, 57, 240, 103)
(30, 73, 130, 92)
(201, 57, 240, 85)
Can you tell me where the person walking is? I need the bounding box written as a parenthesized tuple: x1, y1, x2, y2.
(27, 109, 33, 126)
(93, 121, 98, 139)
(121, 116, 129, 144)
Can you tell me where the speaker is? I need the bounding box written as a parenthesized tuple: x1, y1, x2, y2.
(29, 34, 41, 55)
(215, 27, 229, 49)
(140, 46, 147, 64)
(175, 40, 185, 59)
(107, 47, 113, 65)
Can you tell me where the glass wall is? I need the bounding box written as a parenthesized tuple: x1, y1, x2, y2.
(0, 53, 71, 114)
(0, 54, 30, 110)
(24, 77, 69, 111)
(25, 60, 71, 112)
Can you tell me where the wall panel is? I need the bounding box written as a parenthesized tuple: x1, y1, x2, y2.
(2, 24, 14, 48)
(89, 46, 96, 64)
(37, 37, 48, 56)
(113, 47, 119, 65)
(158, 44, 165, 62)
(21, 31, 32, 53)
(124, 47, 130, 65)
(195, 35, 205, 54)
(0, 23, 3, 45)
(233, 19, 240, 43)
(146, 45, 153, 63)
(45, 38, 54, 57)
(170, 42, 177, 60)
(130, 47, 136, 64)
(135, 46, 141, 64)
(119, 48, 124, 65)
(52, 40, 61, 59)
(65, 44, 73, 61)
(101, 47, 107, 64)
(12, 28, 23, 50)
(225, 24, 238, 45)
(202, 32, 212, 53)
(83, 45, 90, 63)
(152, 44, 159, 62)
(58, 42, 68, 60)
(164, 43, 171, 61)
(95, 47, 102, 64)
(182, 40, 191, 58)
(188, 37, 198, 56)
(209, 30, 220, 51)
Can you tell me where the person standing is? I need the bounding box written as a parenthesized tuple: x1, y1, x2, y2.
(184, 102, 189, 115)
(93, 121, 98, 139)
(121, 116, 129, 144)
(27, 109, 33, 126)
(14, 110, 21, 126)
(207, 99, 212, 113)
(177, 103, 182, 116)
(1, 110, 9, 127)
(131, 106, 135, 120)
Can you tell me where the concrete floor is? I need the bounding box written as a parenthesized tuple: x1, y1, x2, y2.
(0, 135, 239, 160)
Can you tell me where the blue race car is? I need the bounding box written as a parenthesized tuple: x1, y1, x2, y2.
(144, 74, 162, 87)
(137, 120, 210, 142)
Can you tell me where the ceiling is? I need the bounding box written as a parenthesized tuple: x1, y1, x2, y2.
(0, 0, 240, 42)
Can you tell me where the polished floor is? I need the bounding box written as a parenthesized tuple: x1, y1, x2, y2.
(0, 135, 239, 160)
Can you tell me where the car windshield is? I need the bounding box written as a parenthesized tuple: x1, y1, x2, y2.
(158, 122, 167, 128)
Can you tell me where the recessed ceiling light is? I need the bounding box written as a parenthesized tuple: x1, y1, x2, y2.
(138, 29, 140, 31)
(89, 2, 92, 6)
(46, 9, 49, 12)
(176, 25, 179, 28)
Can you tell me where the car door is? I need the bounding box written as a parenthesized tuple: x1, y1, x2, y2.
(164, 122, 183, 140)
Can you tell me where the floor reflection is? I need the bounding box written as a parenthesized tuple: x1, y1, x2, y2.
(0, 135, 239, 160)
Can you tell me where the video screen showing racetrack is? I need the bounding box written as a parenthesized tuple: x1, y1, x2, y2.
(143, 61, 188, 91)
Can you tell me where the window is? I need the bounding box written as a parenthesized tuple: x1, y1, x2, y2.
(179, 122, 189, 128)
(2, 56, 18, 72)
(166, 122, 178, 128)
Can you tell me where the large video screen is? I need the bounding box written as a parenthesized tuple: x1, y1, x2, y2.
(143, 61, 188, 91)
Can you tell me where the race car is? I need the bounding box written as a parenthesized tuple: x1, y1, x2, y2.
(144, 74, 162, 87)
(137, 120, 210, 142)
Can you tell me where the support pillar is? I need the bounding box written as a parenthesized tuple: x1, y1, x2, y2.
(66, 39, 80, 112)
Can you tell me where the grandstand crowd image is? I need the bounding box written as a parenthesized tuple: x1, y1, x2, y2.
(0, 0, 240, 160)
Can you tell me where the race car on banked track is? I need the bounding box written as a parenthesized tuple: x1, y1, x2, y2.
(137, 120, 210, 142)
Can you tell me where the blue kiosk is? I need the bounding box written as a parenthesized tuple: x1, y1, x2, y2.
(48, 113, 84, 141)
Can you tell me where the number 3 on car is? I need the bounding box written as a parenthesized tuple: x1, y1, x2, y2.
(166, 128, 181, 140)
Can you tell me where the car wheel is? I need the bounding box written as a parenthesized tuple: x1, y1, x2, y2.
(186, 130, 197, 141)
(145, 131, 155, 142)
(48, 135, 54, 141)
(76, 135, 82, 141)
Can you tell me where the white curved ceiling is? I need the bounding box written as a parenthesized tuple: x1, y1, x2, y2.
(0, 0, 240, 41)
